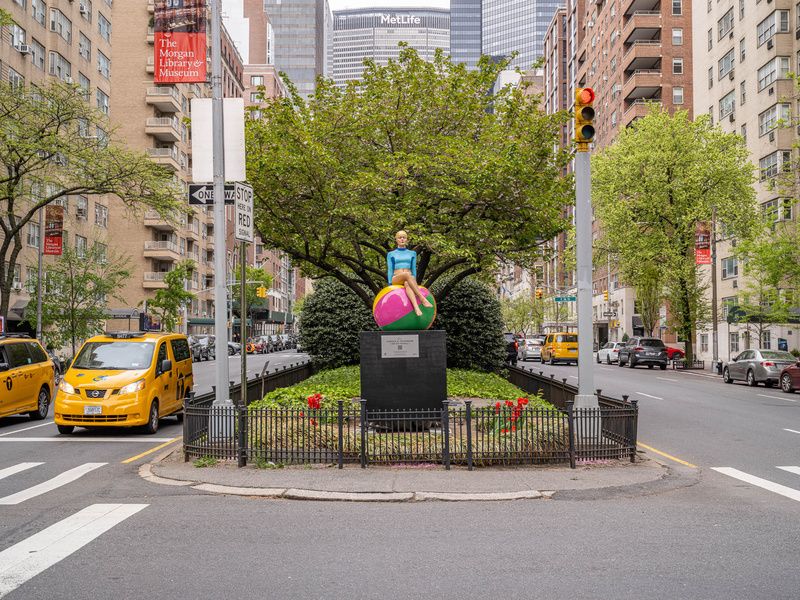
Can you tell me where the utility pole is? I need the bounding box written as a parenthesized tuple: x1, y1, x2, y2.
(240, 242, 247, 406)
(210, 0, 230, 407)
(35, 207, 43, 341)
(711, 205, 719, 371)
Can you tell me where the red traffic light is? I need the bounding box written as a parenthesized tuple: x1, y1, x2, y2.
(578, 87, 595, 104)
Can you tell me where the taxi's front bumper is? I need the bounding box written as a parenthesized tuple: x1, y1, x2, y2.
(54, 391, 148, 427)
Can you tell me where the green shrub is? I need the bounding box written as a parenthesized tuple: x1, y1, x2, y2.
(432, 278, 506, 372)
(298, 278, 376, 370)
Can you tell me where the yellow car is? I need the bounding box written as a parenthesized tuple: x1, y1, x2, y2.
(55, 332, 194, 435)
(0, 335, 55, 421)
(541, 332, 579, 365)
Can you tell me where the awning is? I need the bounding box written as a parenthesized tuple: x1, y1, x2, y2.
(7, 300, 29, 321)
(188, 318, 215, 325)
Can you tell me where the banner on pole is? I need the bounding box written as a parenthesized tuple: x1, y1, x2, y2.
(154, 0, 207, 84)
(43, 205, 64, 256)
(695, 221, 711, 265)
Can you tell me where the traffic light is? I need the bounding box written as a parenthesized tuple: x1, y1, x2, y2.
(603, 289, 609, 302)
(574, 87, 596, 148)
(256, 286, 267, 298)
(535, 288, 543, 300)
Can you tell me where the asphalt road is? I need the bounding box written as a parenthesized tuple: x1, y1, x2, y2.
(0, 354, 798, 599)
(191, 348, 309, 394)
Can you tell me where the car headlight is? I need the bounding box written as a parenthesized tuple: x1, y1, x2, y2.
(119, 379, 146, 395)
(59, 380, 75, 394)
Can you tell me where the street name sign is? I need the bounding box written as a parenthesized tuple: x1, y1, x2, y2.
(555, 296, 577, 302)
(602, 311, 617, 317)
(234, 182, 254, 243)
(188, 183, 235, 205)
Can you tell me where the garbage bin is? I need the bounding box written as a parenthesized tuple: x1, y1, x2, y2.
(715, 360, 723, 374)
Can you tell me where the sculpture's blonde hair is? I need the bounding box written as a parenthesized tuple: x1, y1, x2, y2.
(395, 230, 408, 239)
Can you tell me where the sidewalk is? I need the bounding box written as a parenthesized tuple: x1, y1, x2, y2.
(143, 447, 692, 502)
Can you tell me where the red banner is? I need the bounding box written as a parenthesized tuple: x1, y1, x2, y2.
(695, 222, 711, 265)
(43, 205, 64, 256)
(154, 0, 207, 84)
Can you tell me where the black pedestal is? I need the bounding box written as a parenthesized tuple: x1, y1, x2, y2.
(360, 330, 447, 411)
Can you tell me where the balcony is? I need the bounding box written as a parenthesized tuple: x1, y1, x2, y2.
(145, 117, 181, 142)
(145, 86, 181, 112)
(146, 57, 154, 74)
(622, 40, 661, 72)
(143, 240, 181, 261)
(147, 26, 155, 44)
(144, 210, 181, 231)
(623, 69, 662, 101)
(624, 0, 660, 16)
(622, 11, 661, 45)
(147, 147, 181, 171)
(185, 221, 201, 241)
(622, 99, 662, 127)
(143, 272, 168, 289)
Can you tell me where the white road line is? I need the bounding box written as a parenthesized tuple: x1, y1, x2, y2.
(0, 463, 106, 506)
(0, 463, 43, 481)
(0, 437, 175, 443)
(0, 503, 147, 598)
(0, 421, 54, 437)
(711, 467, 800, 503)
(656, 377, 678, 382)
(783, 429, 800, 435)
(569, 376, 579, 380)
(757, 393, 797, 402)
(635, 392, 663, 400)
(777, 466, 800, 476)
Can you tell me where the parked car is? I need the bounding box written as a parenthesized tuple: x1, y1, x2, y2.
(596, 341, 624, 364)
(541, 332, 578, 365)
(665, 346, 685, 361)
(0, 334, 55, 421)
(779, 359, 800, 393)
(723, 349, 797, 387)
(279, 334, 291, 350)
(503, 332, 519, 366)
(618, 337, 668, 369)
(228, 341, 241, 356)
(246, 338, 265, 354)
(268, 334, 282, 352)
(518, 338, 543, 362)
(191, 335, 215, 361)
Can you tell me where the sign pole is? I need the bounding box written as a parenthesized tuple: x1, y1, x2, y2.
(240, 242, 247, 407)
(36, 206, 43, 341)
(711, 205, 719, 370)
(210, 0, 230, 407)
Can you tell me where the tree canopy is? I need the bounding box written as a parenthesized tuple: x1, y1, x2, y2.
(246, 48, 573, 308)
(593, 107, 757, 362)
(147, 260, 195, 333)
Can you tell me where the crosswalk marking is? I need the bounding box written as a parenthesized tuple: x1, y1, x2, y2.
(0, 503, 148, 598)
(0, 463, 43, 482)
(712, 467, 800, 503)
(0, 463, 106, 506)
(777, 466, 800, 476)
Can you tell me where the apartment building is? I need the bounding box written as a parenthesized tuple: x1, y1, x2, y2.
(693, 0, 800, 361)
(0, 0, 118, 331)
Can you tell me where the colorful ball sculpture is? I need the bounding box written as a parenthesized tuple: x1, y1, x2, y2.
(372, 285, 437, 331)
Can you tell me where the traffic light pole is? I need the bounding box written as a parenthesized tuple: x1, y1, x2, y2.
(575, 150, 597, 408)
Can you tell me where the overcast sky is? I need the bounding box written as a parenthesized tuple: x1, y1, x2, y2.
(329, 0, 449, 10)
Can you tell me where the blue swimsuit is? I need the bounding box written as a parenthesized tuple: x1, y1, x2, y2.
(387, 248, 417, 283)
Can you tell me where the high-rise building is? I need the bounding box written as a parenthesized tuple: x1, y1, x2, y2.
(482, 0, 565, 70)
(263, 0, 332, 98)
(332, 8, 450, 87)
(450, 0, 482, 69)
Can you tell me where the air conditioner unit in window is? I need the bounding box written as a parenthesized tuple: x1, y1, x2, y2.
(64, 76, 74, 84)
(76, 207, 87, 218)
(15, 44, 31, 55)
(729, 114, 735, 122)
(767, 39, 774, 49)
(728, 70, 734, 80)
(80, 4, 89, 15)
(769, 131, 775, 142)
(732, 280, 738, 289)
(11, 283, 22, 291)
(768, 86, 774, 95)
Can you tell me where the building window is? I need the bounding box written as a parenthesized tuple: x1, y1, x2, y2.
(250, 75, 264, 86)
(700, 334, 709, 353)
(611, 110, 617, 127)
(27, 222, 40, 248)
(9, 24, 26, 47)
(672, 28, 683, 45)
(762, 198, 793, 223)
(741, 124, 747, 142)
(729, 332, 739, 354)
(96, 242, 107, 264)
(721, 257, 738, 279)
(718, 8, 734, 40)
(30, 38, 45, 70)
(762, 331, 771, 350)
(78, 73, 90, 98)
(757, 11, 790, 47)
(719, 49, 735, 79)
(672, 0, 682, 16)
(707, 28, 712, 51)
(673, 58, 683, 75)
(94, 203, 108, 227)
(759, 103, 790, 136)
(249, 92, 260, 103)
(12, 264, 21, 290)
(740, 38, 746, 62)
(722, 297, 738, 319)
(75, 235, 87, 257)
(759, 152, 780, 180)
(708, 67, 714, 89)
(48, 51, 71, 82)
(97, 51, 110, 79)
(31, 0, 46, 26)
(740, 81, 746, 106)
(719, 91, 735, 119)
(96, 89, 109, 115)
(48, 8, 72, 43)
(79, 33, 91, 61)
(739, 0, 744, 20)
(75, 195, 88, 219)
(673, 86, 684, 105)
(757, 57, 790, 91)
(98, 12, 111, 42)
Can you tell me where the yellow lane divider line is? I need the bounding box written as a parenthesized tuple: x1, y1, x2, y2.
(122, 436, 182, 464)
(637, 442, 697, 468)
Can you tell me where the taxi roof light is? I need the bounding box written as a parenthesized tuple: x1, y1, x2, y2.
(104, 331, 148, 339)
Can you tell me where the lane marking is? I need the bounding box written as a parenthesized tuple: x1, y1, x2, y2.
(711, 467, 800, 503)
(635, 392, 663, 400)
(777, 466, 800, 476)
(0, 463, 106, 506)
(757, 393, 796, 402)
(0, 463, 43, 481)
(0, 421, 54, 437)
(121, 436, 181, 464)
(569, 376, 579, 380)
(0, 437, 175, 443)
(0, 503, 147, 598)
(783, 429, 800, 435)
(637, 442, 697, 468)
(656, 377, 678, 382)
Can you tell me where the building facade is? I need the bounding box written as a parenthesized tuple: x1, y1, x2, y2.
(332, 8, 450, 87)
(450, 0, 482, 69)
(482, 0, 565, 70)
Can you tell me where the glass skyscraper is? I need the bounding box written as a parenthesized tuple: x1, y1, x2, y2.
(450, 0, 482, 69)
(482, 0, 565, 70)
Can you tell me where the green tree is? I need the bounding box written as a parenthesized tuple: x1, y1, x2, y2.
(632, 264, 663, 337)
(147, 261, 196, 333)
(25, 244, 130, 356)
(0, 81, 182, 321)
(232, 264, 273, 338)
(0, 9, 13, 26)
(246, 48, 573, 309)
(500, 294, 544, 338)
(593, 107, 757, 363)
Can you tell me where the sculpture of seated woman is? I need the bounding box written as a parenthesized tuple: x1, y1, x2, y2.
(386, 230, 434, 317)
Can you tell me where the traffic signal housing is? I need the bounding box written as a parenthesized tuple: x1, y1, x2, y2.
(603, 289, 609, 301)
(256, 286, 268, 299)
(574, 87, 596, 148)
(535, 288, 543, 300)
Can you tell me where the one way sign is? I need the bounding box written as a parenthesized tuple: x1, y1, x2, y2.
(188, 183, 236, 205)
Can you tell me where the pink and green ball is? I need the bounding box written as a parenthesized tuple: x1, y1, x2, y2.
(372, 285, 437, 331)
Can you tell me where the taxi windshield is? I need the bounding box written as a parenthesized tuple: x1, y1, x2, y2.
(72, 341, 155, 370)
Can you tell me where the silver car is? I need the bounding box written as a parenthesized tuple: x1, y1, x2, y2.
(723, 349, 797, 387)
(596, 341, 623, 364)
(518, 338, 543, 361)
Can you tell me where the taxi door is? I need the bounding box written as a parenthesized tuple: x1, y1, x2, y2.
(154, 341, 176, 416)
(169, 338, 193, 412)
(1, 342, 38, 416)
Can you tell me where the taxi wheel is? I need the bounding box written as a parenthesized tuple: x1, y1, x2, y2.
(57, 425, 74, 435)
(28, 386, 50, 421)
(143, 401, 160, 435)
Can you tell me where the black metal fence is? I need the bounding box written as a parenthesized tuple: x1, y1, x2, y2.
(672, 359, 705, 370)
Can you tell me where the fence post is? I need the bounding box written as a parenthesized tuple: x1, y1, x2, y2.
(359, 398, 367, 469)
(183, 390, 193, 462)
(337, 400, 344, 470)
(465, 400, 473, 472)
(442, 400, 450, 471)
(237, 403, 247, 468)
(629, 397, 638, 463)
(566, 399, 576, 469)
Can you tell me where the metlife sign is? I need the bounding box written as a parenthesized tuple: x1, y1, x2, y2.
(335, 11, 445, 29)
(379, 14, 421, 25)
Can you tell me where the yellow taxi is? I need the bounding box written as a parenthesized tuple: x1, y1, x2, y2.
(541, 332, 579, 365)
(0, 334, 55, 421)
(55, 332, 194, 435)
